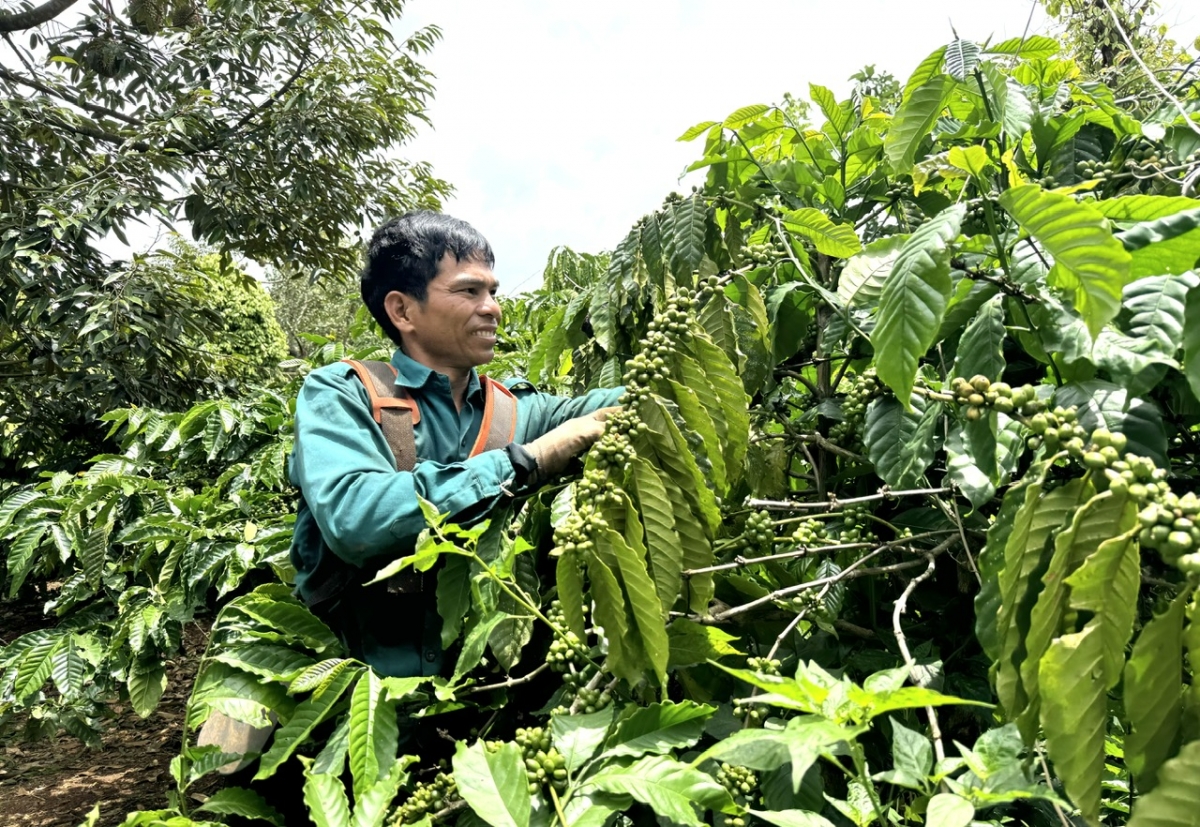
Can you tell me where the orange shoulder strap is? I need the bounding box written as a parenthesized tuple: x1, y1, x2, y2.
(469, 377, 518, 457)
(342, 359, 419, 472)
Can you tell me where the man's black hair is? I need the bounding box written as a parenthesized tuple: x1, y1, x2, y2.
(360, 211, 495, 345)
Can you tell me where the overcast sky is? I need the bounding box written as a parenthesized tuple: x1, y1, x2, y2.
(395, 0, 1200, 294)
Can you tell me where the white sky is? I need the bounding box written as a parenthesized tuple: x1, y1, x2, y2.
(396, 0, 1200, 294)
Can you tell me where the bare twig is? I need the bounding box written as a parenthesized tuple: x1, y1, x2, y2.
(945, 496, 980, 586)
(429, 799, 469, 823)
(683, 530, 955, 577)
(748, 486, 955, 512)
(462, 662, 550, 696)
(892, 554, 947, 762)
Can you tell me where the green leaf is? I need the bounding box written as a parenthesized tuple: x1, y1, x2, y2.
(944, 40, 981, 80)
(631, 459, 684, 617)
(348, 671, 398, 800)
(945, 424, 994, 510)
(872, 204, 965, 403)
(947, 145, 994, 181)
(669, 196, 707, 279)
(927, 793, 975, 827)
(256, 664, 361, 780)
(556, 549, 586, 641)
(640, 397, 720, 535)
(1185, 282, 1200, 405)
(985, 35, 1059, 58)
(1116, 207, 1200, 252)
(585, 544, 635, 684)
(975, 485, 1026, 661)
(998, 184, 1131, 337)
(750, 810, 838, 827)
(891, 718, 934, 779)
(1064, 527, 1140, 685)
(1124, 273, 1196, 357)
(886, 74, 951, 173)
(810, 84, 850, 137)
(1125, 587, 1191, 793)
(723, 104, 770, 129)
(235, 596, 340, 654)
(128, 661, 167, 718)
(452, 740, 531, 827)
(782, 208, 862, 258)
(838, 235, 907, 308)
(302, 761, 352, 827)
(551, 707, 614, 774)
(437, 554, 473, 648)
(196, 787, 283, 826)
(210, 644, 316, 684)
(606, 701, 715, 758)
(863, 394, 939, 489)
(1020, 491, 1134, 738)
(901, 46, 946, 101)
(450, 610, 507, 686)
(953, 296, 1006, 381)
(695, 717, 858, 779)
(993, 478, 1084, 720)
(685, 330, 750, 475)
(1127, 740, 1200, 827)
(1055, 381, 1168, 467)
(1040, 622, 1107, 825)
(665, 377, 727, 491)
(603, 525, 670, 686)
(588, 755, 736, 827)
(677, 120, 719, 142)
(667, 619, 743, 668)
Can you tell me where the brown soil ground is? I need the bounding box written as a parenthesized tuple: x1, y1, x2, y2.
(0, 598, 221, 827)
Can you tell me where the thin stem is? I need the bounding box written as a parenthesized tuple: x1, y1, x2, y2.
(461, 662, 551, 696)
(747, 487, 955, 511)
(892, 554, 947, 762)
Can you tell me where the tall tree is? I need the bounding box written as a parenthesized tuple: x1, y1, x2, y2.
(0, 0, 449, 478)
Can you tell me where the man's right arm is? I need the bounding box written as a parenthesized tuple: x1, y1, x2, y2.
(290, 366, 515, 569)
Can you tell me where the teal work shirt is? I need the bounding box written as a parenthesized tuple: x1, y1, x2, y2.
(288, 348, 623, 678)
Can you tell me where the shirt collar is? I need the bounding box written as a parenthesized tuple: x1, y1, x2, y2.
(390, 349, 484, 401)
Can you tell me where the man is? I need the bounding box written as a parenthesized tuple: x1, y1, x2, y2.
(288, 211, 622, 678)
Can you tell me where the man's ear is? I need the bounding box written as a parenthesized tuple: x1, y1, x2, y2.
(384, 291, 415, 334)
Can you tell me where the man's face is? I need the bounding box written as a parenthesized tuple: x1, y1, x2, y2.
(388, 252, 501, 375)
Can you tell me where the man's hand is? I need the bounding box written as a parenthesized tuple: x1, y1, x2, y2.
(525, 406, 621, 479)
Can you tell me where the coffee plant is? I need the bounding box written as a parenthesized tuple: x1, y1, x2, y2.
(3, 27, 1200, 827)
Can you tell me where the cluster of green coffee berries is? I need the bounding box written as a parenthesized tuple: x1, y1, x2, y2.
(949, 375, 1043, 420)
(830, 369, 882, 446)
(570, 682, 614, 715)
(514, 727, 568, 794)
(1138, 493, 1200, 571)
(1026, 407, 1091, 454)
(746, 656, 781, 676)
(744, 240, 787, 266)
(695, 273, 723, 304)
(716, 762, 759, 817)
(728, 510, 775, 553)
(392, 771, 459, 824)
(827, 505, 874, 545)
(551, 512, 595, 558)
(545, 600, 587, 671)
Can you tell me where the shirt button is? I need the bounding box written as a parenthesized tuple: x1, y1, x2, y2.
(424, 648, 437, 663)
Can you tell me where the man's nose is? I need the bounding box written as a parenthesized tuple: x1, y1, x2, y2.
(480, 294, 501, 320)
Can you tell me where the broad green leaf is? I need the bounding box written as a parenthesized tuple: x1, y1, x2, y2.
(551, 707, 614, 774)
(863, 394, 939, 489)
(944, 39, 981, 80)
(750, 810, 838, 827)
(234, 597, 340, 653)
(1185, 283, 1200, 405)
(195, 787, 283, 826)
(437, 554, 473, 648)
(810, 84, 850, 137)
(349, 671, 398, 800)
(901, 47, 946, 101)
(665, 378, 727, 490)
(603, 526, 669, 686)
(1116, 207, 1200, 252)
(782, 208, 862, 258)
(723, 104, 770, 129)
(838, 235, 907, 308)
(993, 478, 1084, 720)
(674, 351, 732, 472)
(256, 664, 361, 780)
(886, 74, 951, 172)
(1055, 381, 1168, 467)
(1127, 739, 1200, 827)
(694, 716, 860, 780)
(585, 544, 635, 685)
(667, 619, 743, 668)
(872, 203, 965, 404)
(945, 424, 994, 509)
(677, 120, 719, 142)
(669, 196, 707, 279)
(450, 610, 506, 686)
(947, 145, 993, 180)
(452, 740, 531, 827)
(1064, 528, 1140, 684)
(686, 330, 750, 475)
(975, 484, 1027, 661)
(1020, 490, 1134, 738)
(984, 35, 1059, 58)
(128, 661, 167, 718)
(631, 459, 683, 617)
(640, 397, 720, 535)
(1040, 622, 1107, 825)
(766, 282, 813, 361)
(1092, 195, 1200, 222)
(999, 184, 1130, 337)
(606, 701, 715, 758)
(890, 718, 934, 779)
(1124, 273, 1196, 357)
(928, 793, 975, 827)
(556, 549, 586, 641)
(588, 755, 735, 827)
(352, 760, 411, 827)
(952, 296, 1006, 381)
(210, 644, 316, 684)
(302, 760, 352, 827)
(1125, 587, 1190, 793)
(50, 636, 86, 698)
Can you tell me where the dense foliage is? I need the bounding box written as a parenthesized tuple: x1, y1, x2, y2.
(4, 20, 1200, 827)
(0, 0, 447, 478)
